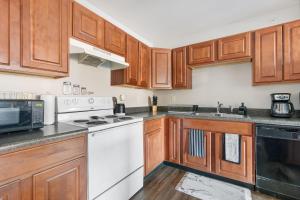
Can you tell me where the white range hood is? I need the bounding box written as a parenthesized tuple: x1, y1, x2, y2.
(69, 38, 129, 70)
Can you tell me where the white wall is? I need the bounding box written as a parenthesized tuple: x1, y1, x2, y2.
(0, 57, 153, 107)
(154, 63, 300, 109)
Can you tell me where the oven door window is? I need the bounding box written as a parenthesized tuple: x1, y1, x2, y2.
(0, 101, 32, 133)
(257, 136, 300, 186)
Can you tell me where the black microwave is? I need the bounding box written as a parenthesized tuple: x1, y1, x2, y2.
(0, 100, 44, 134)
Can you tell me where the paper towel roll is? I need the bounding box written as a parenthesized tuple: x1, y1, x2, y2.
(40, 95, 55, 125)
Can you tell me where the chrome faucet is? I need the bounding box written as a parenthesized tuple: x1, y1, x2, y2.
(217, 101, 223, 114)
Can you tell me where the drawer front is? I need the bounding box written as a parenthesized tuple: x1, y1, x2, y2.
(144, 118, 162, 133)
(183, 119, 253, 136)
(0, 135, 86, 182)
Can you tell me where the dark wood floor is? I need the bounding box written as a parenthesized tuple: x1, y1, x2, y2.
(131, 165, 279, 200)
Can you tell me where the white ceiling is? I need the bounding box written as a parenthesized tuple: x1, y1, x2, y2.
(87, 0, 300, 47)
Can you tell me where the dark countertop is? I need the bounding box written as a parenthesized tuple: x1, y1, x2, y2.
(129, 111, 300, 127)
(0, 123, 87, 154)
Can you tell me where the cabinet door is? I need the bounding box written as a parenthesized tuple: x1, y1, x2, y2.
(215, 133, 254, 184)
(22, 0, 69, 73)
(125, 35, 139, 85)
(187, 41, 216, 66)
(253, 25, 283, 83)
(105, 22, 126, 56)
(0, 0, 20, 67)
(0, 181, 21, 200)
(284, 20, 300, 81)
(138, 42, 150, 88)
(182, 130, 212, 172)
(33, 157, 87, 200)
(73, 2, 105, 48)
(218, 32, 252, 61)
(144, 128, 164, 175)
(172, 47, 192, 89)
(151, 48, 172, 89)
(168, 118, 181, 164)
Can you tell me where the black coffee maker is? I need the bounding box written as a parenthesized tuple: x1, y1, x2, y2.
(270, 93, 295, 118)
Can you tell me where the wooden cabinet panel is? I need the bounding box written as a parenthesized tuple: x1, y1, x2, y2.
(0, 0, 20, 67)
(151, 48, 172, 89)
(138, 42, 151, 88)
(168, 118, 181, 164)
(215, 133, 254, 184)
(218, 32, 252, 61)
(144, 118, 162, 133)
(284, 20, 300, 81)
(187, 41, 216, 66)
(22, 0, 69, 73)
(125, 35, 139, 85)
(172, 47, 192, 89)
(144, 128, 164, 176)
(182, 130, 212, 172)
(105, 22, 126, 56)
(0, 181, 21, 200)
(0, 0, 9, 65)
(33, 157, 86, 200)
(73, 2, 105, 48)
(253, 25, 283, 83)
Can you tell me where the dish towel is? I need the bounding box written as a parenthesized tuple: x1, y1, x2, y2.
(224, 133, 241, 164)
(189, 129, 205, 157)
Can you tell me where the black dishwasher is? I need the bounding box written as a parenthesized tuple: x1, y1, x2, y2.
(256, 124, 300, 199)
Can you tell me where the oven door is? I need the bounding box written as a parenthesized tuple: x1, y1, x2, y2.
(0, 101, 32, 133)
(256, 125, 300, 199)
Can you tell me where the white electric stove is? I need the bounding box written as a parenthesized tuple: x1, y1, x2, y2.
(56, 96, 144, 200)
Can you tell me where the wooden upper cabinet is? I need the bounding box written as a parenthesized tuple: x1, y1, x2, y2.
(284, 20, 300, 81)
(22, 0, 69, 73)
(0, 0, 20, 67)
(187, 40, 216, 66)
(0, 0, 10, 65)
(218, 32, 252, 61)
(253, 25, 283, 83)
(151, 48, 172, 89)
(138, 42, 151, 88)
(73, 2, 105, 48)
(105, 22, 126, 56)
(125, 35, 139, 85)
(0, 181, 21, 200)
(172, 47, 192, 89)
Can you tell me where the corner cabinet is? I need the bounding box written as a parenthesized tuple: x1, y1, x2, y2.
(253, 25, 283, 84)
(72, 2, 105, 48)
(138, 42, 151, 87)
(105, 21, 126, 56)
(151, 48, 172, 89)
(124, 35, 139, 85)
(22, 0, 69, 73)
(172, 47, 192, 89)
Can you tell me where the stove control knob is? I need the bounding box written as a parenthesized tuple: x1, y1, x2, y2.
(72, 98, 78, 104)
(88, 98, 94, 104)
(64, 99, 71, 105)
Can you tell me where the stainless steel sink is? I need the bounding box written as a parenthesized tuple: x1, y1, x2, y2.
(191, 112, 246, 119)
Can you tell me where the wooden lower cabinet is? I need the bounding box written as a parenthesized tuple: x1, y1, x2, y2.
(0, 135, 87, 200)
(0, 180, 20, 200)
(182, 130, 212, 173)
(215, 133, 254, 184)
(33, 157, 86, 200)
(168, 117, 181, 164)
(144, 118, 164, 176)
